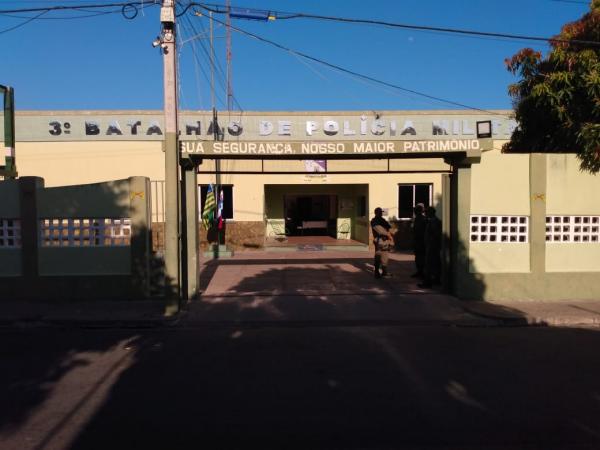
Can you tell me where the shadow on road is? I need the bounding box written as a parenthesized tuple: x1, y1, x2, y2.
(66, 326, 600, 449)
(1, 302, 600, 449)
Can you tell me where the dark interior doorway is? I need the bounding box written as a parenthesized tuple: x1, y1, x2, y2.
(285, 194, 338, 236)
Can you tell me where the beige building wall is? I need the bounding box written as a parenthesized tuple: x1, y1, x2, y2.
(197, 158, 448, 223)
(545, 154, 600, 272)
(17, 141, 164, 187)
(469, 144, 531, 273)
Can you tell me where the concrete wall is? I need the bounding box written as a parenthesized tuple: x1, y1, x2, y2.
(545, 154, 600, 272)
(37, 179, 133, 276)
(462, 151, 600, 301)
(469, 145, 531, 273)
(0, 180, 22, 276)
(0, 176, 152, 300)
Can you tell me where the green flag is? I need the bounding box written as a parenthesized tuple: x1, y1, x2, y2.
(202, 184, 216, 230)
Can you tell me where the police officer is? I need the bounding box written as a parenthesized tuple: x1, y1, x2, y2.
(370, 207, 394, 279)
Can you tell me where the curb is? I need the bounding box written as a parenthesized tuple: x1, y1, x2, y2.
(459, 304, 541, 327)
(0, 315, 181, 330)
(460, 303, 600, 328)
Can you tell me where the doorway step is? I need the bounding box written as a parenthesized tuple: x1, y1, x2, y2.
(265, 236, 369, 252)
(203, 244, 234, 259)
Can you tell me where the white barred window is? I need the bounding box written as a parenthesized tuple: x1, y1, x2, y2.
(545, 216, 600, 243)
(470, 215, 529, 243)
(40, 218, 131, 247)
(0, 219, 21, 248)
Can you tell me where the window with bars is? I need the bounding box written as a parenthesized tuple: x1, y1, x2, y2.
(545, 216, 600, 243)
(39, 218, 131, 247)
(398, 183, 432, 219)
(470, 215, 529, 243)
(0, 219, 21, 248)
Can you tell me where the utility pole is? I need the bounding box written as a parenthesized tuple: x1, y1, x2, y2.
(159, 0, 181, 314)
(226, 0, 233, 111)
(0, 85, 17, 179)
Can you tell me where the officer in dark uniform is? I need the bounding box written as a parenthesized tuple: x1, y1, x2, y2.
(419, 206, 442, 288)
(412, 203, 426, 279)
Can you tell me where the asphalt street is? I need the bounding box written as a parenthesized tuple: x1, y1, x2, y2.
(2, 324, 600, 450)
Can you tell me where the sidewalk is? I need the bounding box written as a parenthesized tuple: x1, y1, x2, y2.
(462, 299, 600, 327)
(1, 250, 599, 328)
(0, 300, 172, 328)
(3, 296, 600, 329)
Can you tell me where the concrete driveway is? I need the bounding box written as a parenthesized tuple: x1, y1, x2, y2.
(191, 250, 482, 325)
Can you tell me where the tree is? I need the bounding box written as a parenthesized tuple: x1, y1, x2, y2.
(504, 0, 600, 173)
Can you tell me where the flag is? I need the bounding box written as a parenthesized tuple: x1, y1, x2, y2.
(216, 188, 224, 230)
(202, 184, 216, 230)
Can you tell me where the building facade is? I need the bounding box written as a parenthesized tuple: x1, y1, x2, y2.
(7, 110, 600, 302)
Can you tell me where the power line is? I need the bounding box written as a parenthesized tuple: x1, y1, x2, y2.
(0, 10, 48, 35)
(0, 9, 119, 20)
(180, 11, 244, 111)
(193, 2, 600, 48)
(200, 13, 506, 114)
(550, 0, 589, 4)
(0, 1, 158, 14)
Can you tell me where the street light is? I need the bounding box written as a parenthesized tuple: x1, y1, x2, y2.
(476, 120, 492, 139)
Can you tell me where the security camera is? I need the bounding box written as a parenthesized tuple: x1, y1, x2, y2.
(152, 37, 162, 48)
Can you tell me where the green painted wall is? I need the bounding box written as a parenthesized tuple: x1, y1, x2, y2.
(0, 250, 21, 277)
(0, 181, 22, 276)
(39, 247, 130, 276)
(0, 180, 20, 217)
(38, 179, 130, 218)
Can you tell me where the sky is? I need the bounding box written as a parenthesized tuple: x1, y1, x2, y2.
(0, 0, 592, 112)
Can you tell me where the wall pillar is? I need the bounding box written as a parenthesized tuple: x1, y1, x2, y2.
(181, 165, 200, 300)
(450, 164, 473, 297)
(441, 174, 452, 293)
(529, 154, 547, 275)
(19, 177, 44, 287)
(129, 176, 151, 298)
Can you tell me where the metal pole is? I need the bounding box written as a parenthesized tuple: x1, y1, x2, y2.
(160, 0, 181, 314)
(209, 11, 215, 112)
(226, 0, 233, 111)
(1, 85, 17, 179)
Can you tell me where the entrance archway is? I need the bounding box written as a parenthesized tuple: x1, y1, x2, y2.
(179, 138, 485, 300)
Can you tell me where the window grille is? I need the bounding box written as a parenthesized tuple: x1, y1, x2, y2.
(545, 216, 600, 243)
(0, 219, 21, 248)
(398, 183, 433, 219)
(470, 215, 529, 243)
(40, 218, 131, 247)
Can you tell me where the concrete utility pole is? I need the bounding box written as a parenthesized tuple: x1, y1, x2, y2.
(160, 0, 181, 314)
(0, 85, 17, 179)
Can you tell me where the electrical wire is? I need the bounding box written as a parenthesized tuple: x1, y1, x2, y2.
(551, 0, 589, 4)
(194, 2, 600, 48)
(0, 1, 158, 14)
(181, 14, 229, 108)
(0, 9, 48, 35)
(181, 6, 244, 111)
(196, 13, 507, 114)
(179, 15, 229, 109)
(0, 9, 119, 20)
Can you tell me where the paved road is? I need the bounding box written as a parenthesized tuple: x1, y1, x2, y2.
(2, 324, 600, 450)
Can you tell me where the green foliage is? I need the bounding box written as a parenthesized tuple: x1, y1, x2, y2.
(504, 1, 600, 173)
